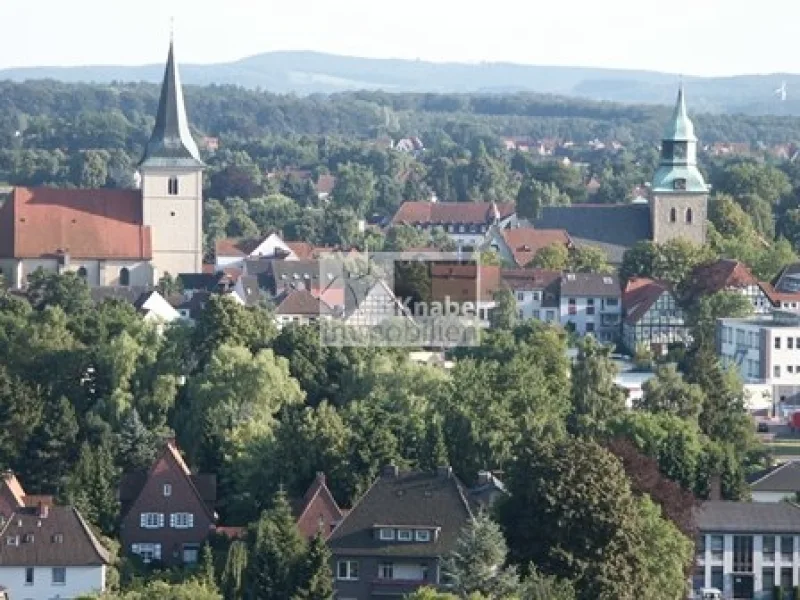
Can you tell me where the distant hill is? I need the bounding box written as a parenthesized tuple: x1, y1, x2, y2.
(2, 51, 800, 115)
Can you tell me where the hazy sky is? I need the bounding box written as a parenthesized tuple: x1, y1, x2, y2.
(1, 0, 798, 76)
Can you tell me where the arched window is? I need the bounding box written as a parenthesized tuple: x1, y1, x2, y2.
(119, 267, 130, 286)
(77, 267, 87, 279)
(686, 208, 693, 224)
(168, 176, 179, 195)
(669, 207, 677, 223)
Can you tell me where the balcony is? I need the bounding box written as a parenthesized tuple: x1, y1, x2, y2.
(370, 578, 428, 597)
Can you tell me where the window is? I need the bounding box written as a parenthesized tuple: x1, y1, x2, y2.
(669, 207, 677, 223)
(517, 292, 524, 301)
(790, 366, 795, 374)
(52, 533, 63, 544)
(763, 535, 776, 562)
(533, 310, 541, 320)
(782, 567, 794, 591)
(52, 567, 66, 585)
(171, 513, 194, 529)
(710, 535, 723, 561)
(132, 543, 161, 563)
(587, 298, 595, 315)
(692, 567, 705, 592)
(163, 483, 172, 497)
(781, 535, 794, 562)
(168, 176, 179, 195)
(77, 266, 88, 279)
(119, 267, 130, 286)
(776, 336, 782, 349)
(25, 566, 34, 585)
(586, 323, 595, 333)
(379, 563, 394, 580)
(379, 528, 395, 540)
(532, 291, 540, 301)
(774, 365, 781, 379)
(732, 535, 753, 572)
(397, 529, 412, 541)
(568, 298, 577, 315)
(415, 529, 431, 542)
(790, 337, 795, 350)
(686, 208, 693, 223)
(763, 567, 775, 592)
(711, 566, 723, 590)
(183, 543, 200, 564)
(23, 533, 33, 543)
(605, 298, 619, 307)
(337, 560, 359, 580)
(140, 512, 164, 529)
(696, 535, 706, 559)
(6, 535, 18, 546)
(546, 310, 555, 321)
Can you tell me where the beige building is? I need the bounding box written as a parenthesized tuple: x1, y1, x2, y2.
(0, 40, 203, 288)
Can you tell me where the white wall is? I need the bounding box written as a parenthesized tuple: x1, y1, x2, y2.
(0, 565, 105, 600)
(751, 491, 795, 503)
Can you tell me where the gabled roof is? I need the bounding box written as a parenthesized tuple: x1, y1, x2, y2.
(1, 472, 26, 507)
(760, 281, 799, 307)
(391, 201, 515, 226)
(695, 501, 800, 533)
(773, 263, 800, 292)
(684, 259, 760, 301)
(623, 277, 673, 325)
(0, 187, 151, 260)
(750, 461, 800, 493)
(532, 204, 651, 264)
(560, 272, 621, 297)
(501, 268, 561, 307)
(431, 264, 502, 303)
(215, 237, 263, 258)
(315, 175, 337, 195)
(499, 227, 572, 267)
(275, 289, 333, 316)
(328, 467, 473, 557)
(294, 472, 345, 539)
(0, 505, 110, 566)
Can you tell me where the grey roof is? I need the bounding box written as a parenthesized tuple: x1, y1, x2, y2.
(235, 275, 262, 306)
(695, 501, 800, 533)
(0, 505, 110, 566)
(532, 204, 651, 263)
(662, 85, 696, 142)
(774, 263, 800, 292)
(751, 461, 800, 493)
(328, 468, 473, 558)
(560, 272, 621, 297)
(139, 41, 203, 168)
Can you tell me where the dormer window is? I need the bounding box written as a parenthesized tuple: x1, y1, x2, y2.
(379, 528, 395, 540)
(673, 178, 687, 191)
(415, 530, 431, 542)
(398, 529, 413, 541)
(168, 176, 179, 195)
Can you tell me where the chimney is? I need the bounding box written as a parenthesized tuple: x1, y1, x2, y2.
(382, 464, 399, 478)
(38, 503, 48, 519)
(437, 465, 453, 479)
(315, 472, 326, 485)
(709, 474, 722, 501)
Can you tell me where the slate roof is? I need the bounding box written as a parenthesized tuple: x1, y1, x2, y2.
(532, 204, 652, 263)
(695, 501, 800, 533)
(391, 201, 515, 226)
(328, 467, 473, 558)
(750, 461, 800, 493)
(0, 187, 151, 260)
(499, 227, 572, 267)
(623, 277, 672, 325)
(773, 263, 800, 292)
(560, 272, 621, 297)
(0, 505, 110, 566)
(501, 268, 561, 307)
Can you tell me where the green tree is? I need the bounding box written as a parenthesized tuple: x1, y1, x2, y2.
(332, 162, 377, 217)
(64, 440, 120, 535)
(293, 533, 334, 600)
(490, 288, 517, 330)
(198, 543, 219, 591)
(22, 395, 79, 494)
(26, 270, 92, 314)
(569, 246, 611, 274)
(529, 243, 569, 270)
(384, 224, 428, 251)
(441, 512, 519, 599)
(521, 568, 576, 600)
(568, 336, 625, 439)
(221, 540, 249, 600)
(636, 364, 705, 420)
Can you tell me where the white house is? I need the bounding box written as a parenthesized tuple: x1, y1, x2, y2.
(134, 290, 182, 324)
(215, 233, 311, 270)
(0, 505, 109, 600)
(501, 268, 560, 323)
(559, 272, 622, 343)
(274, 289, 334, 329)
(694, 501, 800, 598)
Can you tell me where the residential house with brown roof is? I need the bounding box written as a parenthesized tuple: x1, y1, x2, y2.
(119, 440, 216, 566)
(622, 277, 689, 354)
(485, 226, 572, 267)
(294, 473, 346, 540)
(328, 465, 474, 600)
(0, 472, 53, 522)
(0, 504, 110, 600)
(390, 201, 516, 253)
(560, 272, 622, 342)
(0, 40, 206, 288)
(275, 290, 334, 329)
(501, 268, 560, 323)
(430, 264, 502, 327)
(684, 259, 772, 313)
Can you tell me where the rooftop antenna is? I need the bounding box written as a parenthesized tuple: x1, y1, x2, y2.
(170, 16, 175, 43)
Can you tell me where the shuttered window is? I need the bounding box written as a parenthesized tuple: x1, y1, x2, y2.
(140, 512, 164, 529)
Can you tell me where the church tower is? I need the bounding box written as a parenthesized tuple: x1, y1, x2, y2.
(649, 86, 709, 245)
(139, 39, 204, 279)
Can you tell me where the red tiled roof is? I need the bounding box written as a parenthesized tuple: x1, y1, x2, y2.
(215, 526, 245, 539)
(315, 175, 336, 195)
(759, 281, 798, 306)
(1, 187, 151, 259)
(275, 289, 333, 316)
(215, 237, 262, 258)
(623, 277, 671, 325)
(500, 228, 572, 267)
(501, 268, 561, 290)
(285, 241, 316, 260)
(685, 259, 759, 300)
(391, 201, 515, 226)
(431, 264, 502, 303)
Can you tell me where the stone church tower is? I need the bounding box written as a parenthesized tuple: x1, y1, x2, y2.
(649, 86, 709, 245)
(139, 40, 204, 279)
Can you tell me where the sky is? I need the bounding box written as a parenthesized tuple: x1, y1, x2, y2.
(1, 0, 798, 76)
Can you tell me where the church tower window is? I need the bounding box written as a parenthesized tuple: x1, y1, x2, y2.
(686, 208, 693, 224)
(168, 177, 179, 196)
(119, 267, 130, 286)
(669, 208, 677, 223)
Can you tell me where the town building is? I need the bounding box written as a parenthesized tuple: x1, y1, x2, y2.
(0, 472, 52, 522)
(500, 268, 560, 323)
(430, 264, 502, 327)
(274, 289, 334, 329)
(685, 259, 772, 314)
(293, 472, 346, 540)
(484, 226, 572, 268)
(621, 277, 689, 354)
(0, 504, 110, 600)
(390, 202, 516, 252)
(559, 272, 621, 342)
(0, 40, 204, 288)
(694, 501, 800, 598)
(750, 462, 800, 503)
(327, 465, 473, 600)
(718, 311, 800, 405)
(119, 440, 217, 566)
(530, 86, 709, 263)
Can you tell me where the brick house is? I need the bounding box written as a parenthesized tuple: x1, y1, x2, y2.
(293, 472, 346, 539)
(0, 471, 53, 521)
(119, 440, 216, 566)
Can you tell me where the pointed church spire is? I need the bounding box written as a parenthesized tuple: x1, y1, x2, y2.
(140, 38, 203, 168)
(662, 83, 696, 142)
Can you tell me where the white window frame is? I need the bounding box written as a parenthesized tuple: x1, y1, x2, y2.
(379, 562, 394, 580)
(24, 566, 34, 585)
(163, 483, 172, 497)
(337, 560, 359, 581)
(52, 566, 66, 585)
(182, 543, 200, 564)
(170, 512, 194, 529)
(397, 529, 413, 541)
(132, 542, 161, 563)
(140, 512, 164, 529)
(379, 528, 395, 540)
(415, 529, 431, 542)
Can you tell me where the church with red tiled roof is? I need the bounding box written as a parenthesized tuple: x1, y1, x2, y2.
(0, 39, 204, 289)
